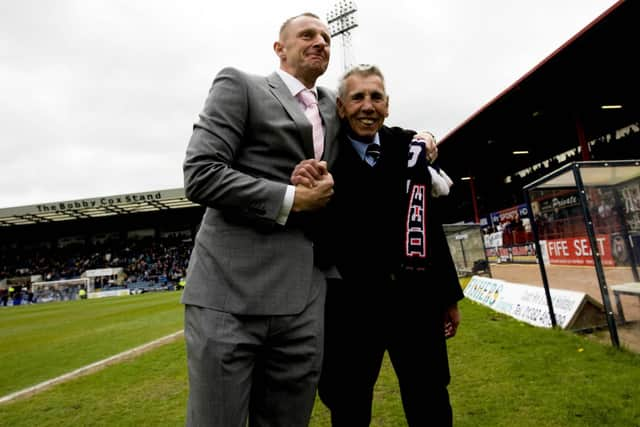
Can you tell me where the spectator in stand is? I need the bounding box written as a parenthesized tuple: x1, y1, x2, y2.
(25, 286, 34, 304)
(12, 286, 23, 306)
(597, 199, 613, 218)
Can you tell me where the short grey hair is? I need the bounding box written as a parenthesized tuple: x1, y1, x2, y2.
(337, 64, 386, 99)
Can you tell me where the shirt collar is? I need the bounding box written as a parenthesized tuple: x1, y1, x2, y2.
(276, 69, 318, 98)
(348, 132, 381, 161)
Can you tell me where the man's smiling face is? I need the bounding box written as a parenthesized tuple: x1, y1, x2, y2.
(338, 74, 389, 142)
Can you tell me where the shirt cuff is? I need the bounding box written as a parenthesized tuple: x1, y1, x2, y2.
(429, 166, 453, 198)
(276, 185, 295, 225)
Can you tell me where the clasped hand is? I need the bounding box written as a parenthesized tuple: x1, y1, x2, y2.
(290, 159, 334, 212)
(413, 131, 438, 163)
(289, 131, 435, 213)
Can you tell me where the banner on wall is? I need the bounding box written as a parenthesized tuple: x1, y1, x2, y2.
(489, 204, 528, 226)
(544, 235, 614, 266)
(538, 193, 580, 214)
(484, 231, 503, 249)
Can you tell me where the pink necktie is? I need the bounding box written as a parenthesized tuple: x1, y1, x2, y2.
(297, 89, 324, 160)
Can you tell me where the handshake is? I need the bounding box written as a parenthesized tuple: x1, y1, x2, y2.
(290, 159, 334, 213)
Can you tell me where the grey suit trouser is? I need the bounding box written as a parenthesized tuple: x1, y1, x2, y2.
(184, 269, 326, 427)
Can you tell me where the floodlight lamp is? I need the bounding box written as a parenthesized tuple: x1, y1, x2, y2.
(327, 0, 358, 24)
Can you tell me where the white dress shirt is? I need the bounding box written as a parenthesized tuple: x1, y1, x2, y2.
(274, 69, 321, 225)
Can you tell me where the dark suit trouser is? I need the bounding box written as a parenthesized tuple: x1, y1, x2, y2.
(319, 277, 453, 427)
(184, 268, 326, 427)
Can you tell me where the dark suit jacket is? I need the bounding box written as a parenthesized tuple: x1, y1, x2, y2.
(325, 125, 463, 308)
(182, 67, 340, 315)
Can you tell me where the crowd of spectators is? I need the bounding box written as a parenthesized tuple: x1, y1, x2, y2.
(0, 284, 34, 306)
(482, 215, 533, 251)
(0, 235, 192, 286)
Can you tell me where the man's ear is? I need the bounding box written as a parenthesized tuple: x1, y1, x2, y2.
(337, 97, 346, 118)
(384, 95, 390, 117)
(273, 41, 285, 59)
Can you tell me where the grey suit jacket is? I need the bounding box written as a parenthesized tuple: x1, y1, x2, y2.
(181, 67, 340, 315)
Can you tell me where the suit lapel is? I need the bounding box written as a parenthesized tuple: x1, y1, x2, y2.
(266, 73, 315, 159)
(318, 87, 340, 165)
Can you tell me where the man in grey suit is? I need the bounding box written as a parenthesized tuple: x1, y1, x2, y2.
(181, 12, 338, 427)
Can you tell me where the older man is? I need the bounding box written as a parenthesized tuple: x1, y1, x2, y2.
(295, 64, 463, 426)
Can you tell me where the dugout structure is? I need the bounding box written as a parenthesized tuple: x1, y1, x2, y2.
(443, 223, 491, 278)
(524, 160, 640, 348)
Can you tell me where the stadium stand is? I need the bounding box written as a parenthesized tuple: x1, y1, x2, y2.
(0, 188, 203, 303)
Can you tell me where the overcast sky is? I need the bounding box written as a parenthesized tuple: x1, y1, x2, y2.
(0, 0, 618, 208)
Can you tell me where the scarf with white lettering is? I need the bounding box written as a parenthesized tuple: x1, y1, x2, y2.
(403, 138, 430, 272)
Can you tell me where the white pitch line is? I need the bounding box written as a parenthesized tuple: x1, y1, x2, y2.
(0, 330, 184, 404)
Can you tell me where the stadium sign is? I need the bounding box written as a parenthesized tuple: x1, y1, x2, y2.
(464, 276, 605, 330)
(35, 192, 163, 213)
(543, 235, 615, 266)
(0, 188, 199, 226)
(489, 203, 528, 227)
(539, 193, 580, 213)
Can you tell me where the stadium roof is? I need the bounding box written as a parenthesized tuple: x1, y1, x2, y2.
(524, 159, 640, 190)
(0, 188, 199, 227)
(438, 0, 638, 221)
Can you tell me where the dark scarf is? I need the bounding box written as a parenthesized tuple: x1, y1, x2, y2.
(402, 138, 431, 272)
